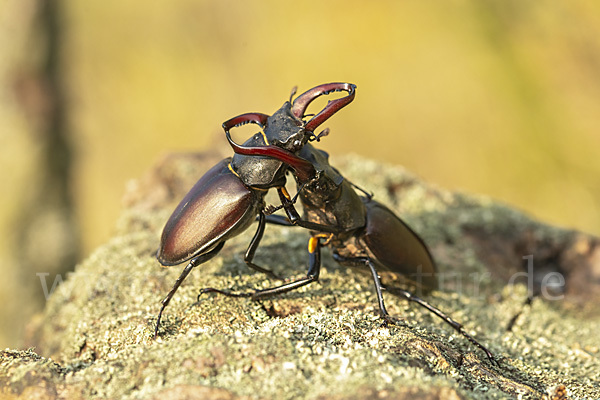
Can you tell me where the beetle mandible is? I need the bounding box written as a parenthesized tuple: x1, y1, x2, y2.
(154, 83, 356, 337)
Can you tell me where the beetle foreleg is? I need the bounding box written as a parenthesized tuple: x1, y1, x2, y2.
(262, 189, 346, 234)
(263, 214, 295, 226)
(263, 213, 343, 233)
(277, 186, 302, 224)
(263, 184, 305, 216)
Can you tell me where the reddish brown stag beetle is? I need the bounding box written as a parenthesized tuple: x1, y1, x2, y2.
(200, 87, 499, 366)
(155, 83, 356, 337)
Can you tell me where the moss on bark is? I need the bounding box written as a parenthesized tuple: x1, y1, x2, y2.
(2, 153, 598, 400)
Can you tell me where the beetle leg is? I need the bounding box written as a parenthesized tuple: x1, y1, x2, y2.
(263, 182, 308, 215)
(276, 187, 346, 234)
(154, 241, 225, 338)
(345, 178, 374, 200)
(505, 294, 535, 332)
(263, 214, 295, 226)
(259, 187, 344, 233)
(295, 220, 345, 234)
(198, 234, 326, 300)
(264, 213, 345, 233)
(366, 258, 390, 318)
(277, 186, 302, 224)
(387, 286, 499, 367)
(332, 253, 499, 367)
(243, 211, 283, 280)
(263, 213, 346, 235)
(332, 253, 391, 319)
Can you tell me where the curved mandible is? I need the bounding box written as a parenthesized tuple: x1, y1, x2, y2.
(291, 83, 356, 132)
(225, 129, 316, 183)
(222, 112, 270, 133)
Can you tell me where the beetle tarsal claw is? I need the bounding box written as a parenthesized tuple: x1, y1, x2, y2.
(264, 204, 280, 215)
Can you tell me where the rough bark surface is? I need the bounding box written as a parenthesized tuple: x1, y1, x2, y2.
(2, 153, 598, 400)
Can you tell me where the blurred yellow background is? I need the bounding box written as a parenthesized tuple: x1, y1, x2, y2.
(1, 0, 599, 348)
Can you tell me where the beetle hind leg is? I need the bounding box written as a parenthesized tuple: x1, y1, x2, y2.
(386, 286, 499, 367)
(154, 241, 225, 338)
(332, 253, 498, 367)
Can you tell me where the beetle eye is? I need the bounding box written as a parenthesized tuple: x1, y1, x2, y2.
(293, 140, 302, 148)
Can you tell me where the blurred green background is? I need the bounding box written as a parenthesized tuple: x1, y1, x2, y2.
(1, 0, 599, 348)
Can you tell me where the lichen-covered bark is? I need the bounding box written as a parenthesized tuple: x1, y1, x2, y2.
(2, 153, 598, 400)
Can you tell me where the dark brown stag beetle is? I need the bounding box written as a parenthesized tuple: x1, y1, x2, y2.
(203, 98, 499, 366)
(154, 83, 356, 337)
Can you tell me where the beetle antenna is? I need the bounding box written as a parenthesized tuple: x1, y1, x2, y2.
(310, 128, 330, 142)
(289, 86, 298, 103)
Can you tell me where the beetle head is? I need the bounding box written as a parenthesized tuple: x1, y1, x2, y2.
(262, 102, 308, 152)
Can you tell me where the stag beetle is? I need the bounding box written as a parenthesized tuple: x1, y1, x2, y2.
(154, 83, 356, 337)
(202, 104, 498, 366)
